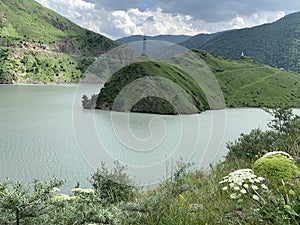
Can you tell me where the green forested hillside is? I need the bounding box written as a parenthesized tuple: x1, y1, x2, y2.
(182, 12, 300, 73)
(179, 32, 220, 49)
(0, 0, 118, 83)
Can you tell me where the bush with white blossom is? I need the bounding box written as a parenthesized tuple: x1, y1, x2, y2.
(219, 168, 268, 201)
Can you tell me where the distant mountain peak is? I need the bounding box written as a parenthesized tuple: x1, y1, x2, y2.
(117, 34, 192, 44)
(181, 11, 300, 72)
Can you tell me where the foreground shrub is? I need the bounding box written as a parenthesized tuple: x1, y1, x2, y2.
(44, 187, 123, 224)
(253, 153, 300, 188)
(226, 108, 300, 163)
(89, 161, 136, 204)
(226, 129, 278, 162)
(0, 177, 64, 224)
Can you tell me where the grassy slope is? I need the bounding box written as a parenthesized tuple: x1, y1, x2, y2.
(0, 0, 118, 83)
(96, 60, 210, 114)
(96, 50, 300, 114)
(0, 0, 117, 54)
(194, 50, 300, 108)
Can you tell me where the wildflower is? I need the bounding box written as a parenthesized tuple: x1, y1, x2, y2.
(230, 193, 238, 199)
(257, 177, 265, 181)
(71, 188, 82, 193)
(51, 194, 72, 202)
(51, 187, 60, 193)
(222, 186, 228, 191)
(234, 186, 240, 191)
(243, 184, 249, 189)
(220, 168, 268, 201)
(252, 194, 259, 201)
(80, 188, 95, 194)
(71, 188, 95, 194)
(240, 189, 247, 194)
(179, 194, 189, 208)
(248, 179, 255, 183)
(179, 194, 184, 201)
(285, 181, 295, 187)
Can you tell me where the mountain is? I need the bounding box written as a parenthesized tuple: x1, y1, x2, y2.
(182, 12, 300, 73)
(179, 32, 220, 49)
(0, 0, 118, 84)
(94, 50, 300, 114)
(117, 35, 191, 44)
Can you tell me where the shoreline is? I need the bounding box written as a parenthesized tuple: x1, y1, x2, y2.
(2, 83, 299, 115)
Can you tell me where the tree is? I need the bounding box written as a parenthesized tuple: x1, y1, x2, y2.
(81, 94, 98, 109)
(264, 107, 296, 134)
(226, 128, 278, 161)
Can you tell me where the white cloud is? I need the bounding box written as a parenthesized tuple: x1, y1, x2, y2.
(207, 11, 286, 32)
(92, 0, 141, 11)
(157, 0, 300, 22)
(35, 0, 287, 40)
(110, 8, 199, 37)
(111, 10, 139, 35)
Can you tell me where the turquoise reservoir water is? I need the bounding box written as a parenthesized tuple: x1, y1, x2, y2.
(1, 84, 285, 190)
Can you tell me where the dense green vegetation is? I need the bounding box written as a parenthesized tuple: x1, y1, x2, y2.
(91, 49, 300, 114)
(179, 32, 220, 49)
(0, 47, 84, 84)
(1, 108, 300, 224)
(0, 0, 118, 83)
(181, 11, 300, 73)
(95, 59, 210, 114)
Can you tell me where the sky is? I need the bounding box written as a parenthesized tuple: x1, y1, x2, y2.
(35, 0, 300, 40)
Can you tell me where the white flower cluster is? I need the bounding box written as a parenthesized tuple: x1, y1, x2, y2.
(71, 188, 95, 194)
(219, 168, 268, 201)
(51, 188, 96, 202)
(51, 194, 76, 202)
(262, 151, 294, 161)
(51, 187, 60, 193)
